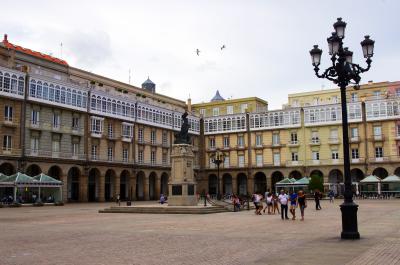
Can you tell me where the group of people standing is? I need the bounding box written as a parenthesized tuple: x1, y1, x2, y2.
(250, 190, 308, 221)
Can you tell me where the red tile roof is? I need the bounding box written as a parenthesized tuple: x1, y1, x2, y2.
(1, 34, 68, 66)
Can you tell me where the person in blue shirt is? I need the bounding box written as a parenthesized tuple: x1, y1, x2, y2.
(289, 190, 298, 220)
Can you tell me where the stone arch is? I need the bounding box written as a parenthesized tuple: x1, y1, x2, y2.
(160, 172, 169, 196)
(395, 167, 400, 177)
(208, 174, 218, 195)
(26, 164, 42, 177)
(67, 167, 80, 201)
(271, 171, 284, 193)
(372, 167, 388, 179)
(350, 168, 364, 182)
(48, 165, 62, 180)
(328, 169, 344, 195)
(0, 162, 15, 175)
(237, 173, 247, 196)
(254, 172, 267, 194)
(149, 172, 157, 200)
(222, 173, 233, 195)
(88, 168, 101, 202)
(120, 170, 131, 200)
(289, 170, 302, 180)
(105, 169, 116, 201)
(136, 171, 145, 200)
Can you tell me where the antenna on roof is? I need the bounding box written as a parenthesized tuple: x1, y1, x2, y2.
(129, 69, 131, 84)
(60, 42, 63, 59)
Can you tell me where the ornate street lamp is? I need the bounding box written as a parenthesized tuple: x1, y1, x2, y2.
(210, 148, 226, 200)
(309, 18, 375, 239)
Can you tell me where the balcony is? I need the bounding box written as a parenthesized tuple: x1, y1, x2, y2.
(285, 160, 304, 167)
(309, 138, 320, 145)
(235, 145, 246, 150)
(328, 138, 340, 144)
(91, 131, 102, 138)
(3, 118, 18, 127)
(350, 136, 361, 143)
(253, 144, 264, 149)
(29, 120, 41, 129)
(136, 160, 171, 167)
(121, 136, 133, 143)
(0, 148, 21, 156)
(52, 124, 61, 132)
(26, 149, 85, 160)
(351, 157, 365, 164)
(71, 126, 84, 135)
(371, 134, 385, 141)
(271, 142, 283, 148)
(287, 140, 299, 147)
(368, 157, 389, 163)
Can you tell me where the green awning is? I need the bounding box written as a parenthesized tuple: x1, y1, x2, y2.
(381, 175, 400, 183)
(0, 173, 8, 182)
(4, 172, 37, 183)
(294, 177, 310, 185)
(360, 175, 381, 183)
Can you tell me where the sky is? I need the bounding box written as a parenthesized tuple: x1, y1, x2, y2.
(1, 0, 399, 109)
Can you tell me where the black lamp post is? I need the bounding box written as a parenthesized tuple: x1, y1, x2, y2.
(211, 148, 225, 200)
(309, 18, 375, 239)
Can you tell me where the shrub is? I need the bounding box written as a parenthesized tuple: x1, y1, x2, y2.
(309, 174, 324, 193)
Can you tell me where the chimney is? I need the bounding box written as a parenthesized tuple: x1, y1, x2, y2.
(187, 97, 192, 112)
(3, 34, 8, 43)
(368, 80, 373, 85)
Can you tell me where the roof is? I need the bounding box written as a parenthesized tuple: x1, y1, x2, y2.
(360, 175, 381, 183)
(142, 77, 155, 85)
(1, 34, 68, 66)
(4, 172, 37, 183)
(276, 178, 295, 185)
(294, 177, 310, 185)
(33, 173, 62, 184)
(211, 90, 225, 102)
(382, 175, 400, 183)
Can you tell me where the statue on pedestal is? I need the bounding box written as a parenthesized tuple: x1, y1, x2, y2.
(174, 112, 191, 144)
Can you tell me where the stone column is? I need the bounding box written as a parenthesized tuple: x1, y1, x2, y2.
(144, 177, 150, 201)
(232, 176, 238, 195)
(114, 175, 121, 199)
(61, 174, 68, 203)
(98, 174, 105, 202)
(247, 177, 254, 195)
(155, 175, 161, 199)
(266, 175, 272, 193)
(79, 174, 88, 202)
(219, 177, 223, 196)
(130, 175, 137, 201)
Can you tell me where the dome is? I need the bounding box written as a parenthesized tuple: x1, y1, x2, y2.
(211, 90, 225, 102)
(142, 77, 156, 93)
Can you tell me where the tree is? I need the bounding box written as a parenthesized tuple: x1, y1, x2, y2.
(309, 174, 324, 193)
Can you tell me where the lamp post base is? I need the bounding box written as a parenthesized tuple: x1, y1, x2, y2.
(340, 201, 360, 239)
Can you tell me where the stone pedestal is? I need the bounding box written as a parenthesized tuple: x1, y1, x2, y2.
(168, 144, 197, 206)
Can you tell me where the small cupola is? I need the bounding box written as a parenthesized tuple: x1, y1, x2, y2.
(142, 77, 156, 93)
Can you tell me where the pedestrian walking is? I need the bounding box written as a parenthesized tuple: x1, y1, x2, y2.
(289, 190, 298, 220)
(278, 190, 289, 220)
(328, 190, 334, 203)
(314, 189, 322, 210)
(272, 193, 280, 214)
(116, 193, 121, 206)
(264, 192, 273, 214)
(232, 194, 241, 212)
(297, 190, 307, 221)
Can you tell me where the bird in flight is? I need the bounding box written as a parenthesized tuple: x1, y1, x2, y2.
(221, 44, 226, 50)
(196, 49, 200, 56)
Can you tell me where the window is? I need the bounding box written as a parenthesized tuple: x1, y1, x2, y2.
(138, 150, 144, 163)
(255, 135, 262, 147)
(256, 154, 263, 166)
(291, 152, 298, 161)
(91, 145, 98, 160)
(4, 106, 12, 121)
(30, 138, 39, 154)
(330, 129, 338, 140)
(238, 155, 245, 167)
(312, 151, 320, 160)
(138, 128, 144, 143)
(272, 133, 280, 145)
(108, 123, 113, 138)
(290, 132, 298, 144)
(373, 126, 382, 137)
(331, 151, 339, 160)
(151, 130, 156, 144)
(223, 136, 230, 148)
(52, 140, 60, 154)
(53, 113, 60, 129)
(209, 138, 215, 149)
(123, 148, 129, 162)
(332, 96, 338, 103)
(162, 152, 168, 165)
(311, 131, 319, 143)
(397, 124, 400, 137)
(31, 110, 40, 125)
(375, 147, 383, 158)
(122, 124, 133, 138)
(373, 91, 381, 99)
(351, 148, 359, 159)
(240, 104, 248, 113)
(107, 147, 113, 161)
(212, 108, 220, 116)
(396, 88, 400, 97)
(200, 109, 206, 116)
(223, 156, 230, 168)
(72, 117, 79, 130)
(351, 127, 359, 138)
(273, 153, 280, 166)
(90, 117, 103, 134)
(237, 135, 244, 147)
(3, 135, 12, 150)
(162, 131, 168, 146)
(227, 105, 233, 115)
(351, 93, 358, 102)
(151, 151, 156, 165)
(72, 143, 79, 157)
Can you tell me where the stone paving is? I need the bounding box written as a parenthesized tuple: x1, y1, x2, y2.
(0, 200, 400, 265)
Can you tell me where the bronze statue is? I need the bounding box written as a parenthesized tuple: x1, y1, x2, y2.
(174, 112, 191, 144)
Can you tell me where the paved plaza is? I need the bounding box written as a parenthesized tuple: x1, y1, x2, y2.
(1, 200, 400, 265)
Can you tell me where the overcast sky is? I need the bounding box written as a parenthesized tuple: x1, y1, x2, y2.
(1, 0, 399, 109)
